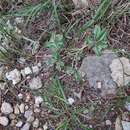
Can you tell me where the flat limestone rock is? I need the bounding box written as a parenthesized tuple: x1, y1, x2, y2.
(110, 57, 130, 86)
(79, 51, 117, 96)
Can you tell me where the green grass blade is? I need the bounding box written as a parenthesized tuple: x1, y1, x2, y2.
(81, 0, 111, 32)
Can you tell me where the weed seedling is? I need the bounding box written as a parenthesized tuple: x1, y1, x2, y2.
(45, 33, 64, 71)
(85, 25, 108, 56)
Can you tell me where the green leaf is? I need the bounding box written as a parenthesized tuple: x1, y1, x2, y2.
(86, 37, 94, 47)
(86, 25, 108, 56)
(45, 33, 64, 68)
(94, 25, 101, 39)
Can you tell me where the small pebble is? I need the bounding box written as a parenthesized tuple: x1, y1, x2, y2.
(125, 102, 130, 111)
(9, 113, 16, 120)
(37, 62, 42, 67)
(25, 105, 29, 110)
(16, 121, 23, 128)
(18, 93, 23, 99)
(15, 17, 24, 24)
(67, 97, 75, 105)
(35, 96, 43, 107)
(10, 119, 17, 127)
(1, 102, 13, 114)
(29, 77, 42, 90)
(5, 69, 21, 85)
(24, 67, 32, 75)
(0, 82, 6, 90)
(34, 108, 41, 113)
(33, 118, 39, 128)
(0, 116, 9, 126)
(18, 57, 26, 64)
(14, 105, 20, 114)
(25, 94, 31, 102)
(32, 66, 39, 74)
(27, 116, 35, 123)
(21, 123, 30, 130)
(43, 122, 48, 130)
(106, 120, 112, 126)
(24, 110, 33, 119)
(19, 103, 25, 113)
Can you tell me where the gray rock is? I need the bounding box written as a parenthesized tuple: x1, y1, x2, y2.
(24, 110, 33, 119)
(15, 17, 24, 24)
(0, 82, 6, 90)
(21, 123, 30, 130)
(18, 93, 23, 99)
(9, 113, 16, 120)
(43, 122, 48, 130)
(105, 120, 112, 126)
(32, 65, 40, 74)
(1, 102, 13, 114)
(34, 108, 41, 113)
(19, 103, 25, 113)
(35, 96, 43, 107)
(0, 116, 9, 126)
(33, 118, 39, 128)
(5, 69, 21, 85)
(27, 116, 34, 123)
(110, 57, 130, 86)
(29, 77, 42, 90)
(10, 119, 17, 127)
(79, 51, 117, 96)
(125, 102, 130, 111)
(16, 120, 23, 128)
(25, 105, 29, 110)
(24, 67, 32, 75)
(122, 121, 130, 130)
(14, 104, 20, 114)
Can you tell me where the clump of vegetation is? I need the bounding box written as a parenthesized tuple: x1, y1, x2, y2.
(0, 0, 130, 129)
(46, 33, 64, 71)
(86, 25, 108, 56)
